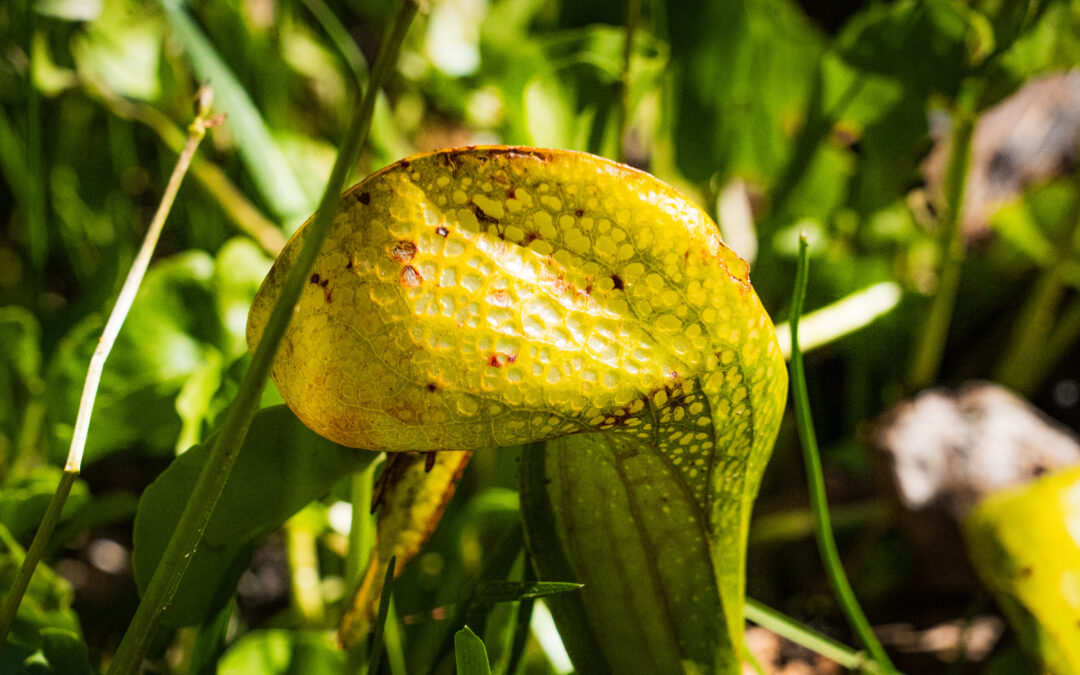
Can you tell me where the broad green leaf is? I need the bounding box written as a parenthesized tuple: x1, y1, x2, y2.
(132, 405, 375, 627)
(666, 0, 823, 182)
(996, 1, 1080, 81)
(964, 464, 1080, 674)
(455, 626, 492, 675)
(771, 0, 973, 226)
(28, 629, 95, 675)
(247, 147, 788, 673)
(835, 0, 971, 97)
(45, 251, 219, 463)
(71, 0, 163, 101)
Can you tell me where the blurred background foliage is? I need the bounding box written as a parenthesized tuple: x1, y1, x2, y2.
(1, 0, 1080, 672)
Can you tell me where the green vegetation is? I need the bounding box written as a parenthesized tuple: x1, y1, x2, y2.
(1, 0, 1079, 673)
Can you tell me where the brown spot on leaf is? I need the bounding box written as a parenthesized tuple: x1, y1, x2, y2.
(1020, 565, 1034, 578)
(488, 353, 516, 367)
(491, 147, 554, 164)
(488, 289, 512, 307)
(425, 451, 437, 472)
(357, 192, 370, 205)
(610, 274, 624, 290)
(575, 209, 584, 217)
(425, 382, 438, 392)
(390, 241, 417, 263)
(345, 260, 353, 270)
(436, 226, 449, 237)
(471, 203, 498, 225)
(506, 188, 517, 200)
(401, 266, 423, 287)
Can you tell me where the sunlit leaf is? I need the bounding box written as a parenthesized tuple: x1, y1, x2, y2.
(71, 0, 163, 101)
(965, 464, 1080, 675)
(248, 147, 788, 673)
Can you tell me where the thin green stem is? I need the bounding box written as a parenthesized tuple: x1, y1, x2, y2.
(615, 0, 641, 163)
(744, 598, 883, 674)
(995, 182, 1080, 394)
(908, 82, 978, 391)
(105, 5, 419, 673)
(82, 76, 286, 255)
(1041, 297, 1080, 379)
(0, 88, 216, 648)
(0, 471, 76, 646)
(790, 234, 898, 674)
(299, 0, 369, 87)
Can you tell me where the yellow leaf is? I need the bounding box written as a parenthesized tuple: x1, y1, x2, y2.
(247, 146, 787, 673)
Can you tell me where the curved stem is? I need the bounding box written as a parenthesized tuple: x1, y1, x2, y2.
(0, 471, 76, 645)
(908, 82, 978, 392)
(790, 234, 899, 674)
(0, 88, 216, 647)
(744, 598, 883, 674)
(105, 4, 419, 672)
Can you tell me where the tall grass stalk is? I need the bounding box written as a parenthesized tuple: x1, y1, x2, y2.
(0, 87, 219, 647)
(104, 4, 420, 672)
(790, 233, 899, 674)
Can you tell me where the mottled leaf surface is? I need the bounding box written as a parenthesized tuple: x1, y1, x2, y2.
(247, 146, 788, 672)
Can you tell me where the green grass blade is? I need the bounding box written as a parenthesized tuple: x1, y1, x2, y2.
(472, 580, 583, 604)
(745, 598, 883, 674)
(789, 233, 899, 674)
(159, 0, 313, 223)
(366, 556, 397, 675)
